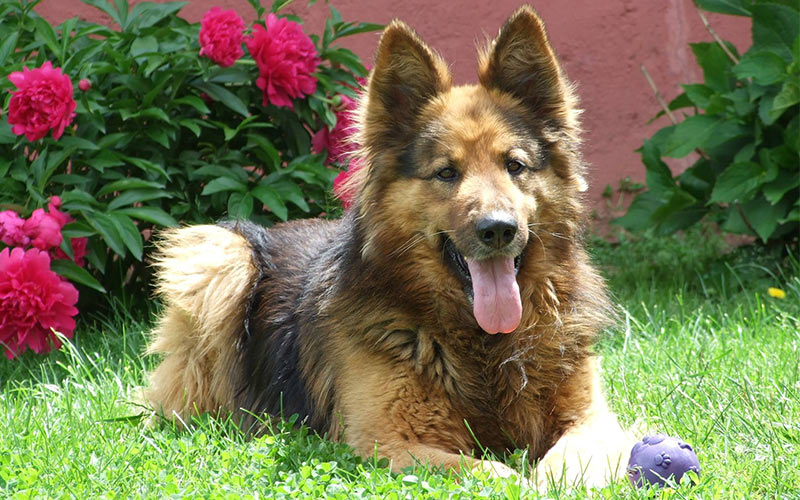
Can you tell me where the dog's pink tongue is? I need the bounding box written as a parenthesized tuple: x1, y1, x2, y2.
(466, 257, 522, 334)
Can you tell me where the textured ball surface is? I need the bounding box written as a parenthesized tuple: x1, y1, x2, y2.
(627, 434, 700, 488)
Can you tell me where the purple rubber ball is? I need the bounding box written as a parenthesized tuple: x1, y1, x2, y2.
(627, 434, 700, 488)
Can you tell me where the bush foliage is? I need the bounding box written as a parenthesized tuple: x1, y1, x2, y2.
(0, 0, 378, 308)
(615, 0, 799, 244)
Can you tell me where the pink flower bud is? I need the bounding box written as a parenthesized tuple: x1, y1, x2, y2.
(78, 79, 91, 91)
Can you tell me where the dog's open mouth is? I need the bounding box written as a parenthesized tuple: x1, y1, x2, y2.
(443, 238, 522, 334)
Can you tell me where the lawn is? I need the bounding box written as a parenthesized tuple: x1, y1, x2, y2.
(1, 229, 798, 499)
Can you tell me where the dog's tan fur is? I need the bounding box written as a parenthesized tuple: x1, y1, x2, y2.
(145, 6, 634, 491)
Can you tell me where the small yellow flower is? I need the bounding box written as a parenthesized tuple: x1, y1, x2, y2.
(768, 287, 786, 299)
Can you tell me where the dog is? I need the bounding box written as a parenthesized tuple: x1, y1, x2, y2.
(145, 5, 633, 491)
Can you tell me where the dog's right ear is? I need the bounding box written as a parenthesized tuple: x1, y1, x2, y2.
(479, 6, 576, 128)
(362, 21, 452, 150)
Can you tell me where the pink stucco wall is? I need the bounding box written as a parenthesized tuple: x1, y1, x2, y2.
(38, 0, 751, 224)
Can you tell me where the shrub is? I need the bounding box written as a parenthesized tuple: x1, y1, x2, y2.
(614, 0, 799, 244)
(0, 0, 379, 355)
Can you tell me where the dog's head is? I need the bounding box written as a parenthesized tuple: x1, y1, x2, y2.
(350, 6, 588, 334)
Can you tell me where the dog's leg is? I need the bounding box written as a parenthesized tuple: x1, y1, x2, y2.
(533, 357, 634, 491)
(332, 349, 522, 482)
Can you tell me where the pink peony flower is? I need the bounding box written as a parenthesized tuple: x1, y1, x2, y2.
(23, 208, 63, 251)
(199, 7, 245, 67)
(78, 78, 91, 91)
(312, 95, 359, 165)
(21, 196, 71, 252)
(46, 196, 71, 227)
(0, 211, 30, 247)
(53, 236, 88, 267)
(246, 14, 320, 108)
(0, 247, 79, 359)
(332, 159, 361, 210)
(7, 61, 76, 142)
(312, 94, 364, 209)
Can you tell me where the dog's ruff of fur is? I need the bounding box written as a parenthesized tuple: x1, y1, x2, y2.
(145, 5, 634, 491)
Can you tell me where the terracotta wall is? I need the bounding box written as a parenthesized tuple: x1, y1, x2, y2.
(37, 0, 751, 222)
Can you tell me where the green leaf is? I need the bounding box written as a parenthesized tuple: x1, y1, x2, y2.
(227, 192, 254, 219)
(34, 17, 62, 60)
(771, 80, 799, 120)
(201, 177, 247, 195)
(785, 114, 800, 153)
(50, 259, 106, 293)
(62, 189, 102, 209)
(171, 96, 211, 114)
(691, 42, 736, 92)
(0, 119, 15, 145)
(779, 201, 800, 224)
(323, 47, 366, 74)
(0, 31, 19, 69)
(85, 211, 127, 257)
(61, 221, 96, 238)
(145, 127, 171, 148)
(252, 185, 288, 220)
(59, 17, 77, 61)
(758, 92, 778, 125)
(694, 0, 752, 16)
(751, 3, 799, 62)
(734, 50, 787, 85)
(114, 0, 130, 30)
(677, 159, 716, 199)
(248, 133, 281, 169)
(125, 107, 171, 123)
(58, 136, 100, 151)
(640, 139, 674, 193)
(207, 67, 253, 85)
(110, 213, 143, 260)
(178, 119, 202, 137)
(763, 168, 800, 205)
(128, 1, 186, 30)
(710, 161, 765, 203)
(612, 190, 663, 232)
(273, 180, 310, 212)
(115, 206, 178, 227)
(192, 81, 250, 118)
(118, 154, 169, 178)
(81, 0, 123, 27)
(682, 84, 714, 108)
(271, 0, 294, 13)
(662, 115, 722, 157)
(107, 188, 173, 211)
(130, 35, 158, 58)
(743, 195, 794, 242)
(332, 22, 384, 40)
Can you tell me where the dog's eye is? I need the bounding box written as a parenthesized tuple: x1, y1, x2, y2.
(436, 167, 458, 181)
(506, 159, 526, 176)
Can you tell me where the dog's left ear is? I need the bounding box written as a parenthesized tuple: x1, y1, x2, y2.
(479, 6, 576, 129)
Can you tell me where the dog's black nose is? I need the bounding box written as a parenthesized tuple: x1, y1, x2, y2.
(476, 214, 517, 249)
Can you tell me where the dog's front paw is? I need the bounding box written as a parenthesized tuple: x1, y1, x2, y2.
(471, 459, 545, 491)
(533, 444, 626, 492)
(472, 459, 521, 481)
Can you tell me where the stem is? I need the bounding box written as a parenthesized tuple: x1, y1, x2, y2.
(697, 9, 739, 64)
(640, 65, 709, 159)
(641, 65, 677, 125)
(736, 204, 759, 240)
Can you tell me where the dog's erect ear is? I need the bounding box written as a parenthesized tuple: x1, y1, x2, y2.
(363, 21, 452, 148)
(479, 6, 575, 127)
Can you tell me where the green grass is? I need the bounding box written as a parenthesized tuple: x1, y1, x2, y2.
(1, 230, 798, 499)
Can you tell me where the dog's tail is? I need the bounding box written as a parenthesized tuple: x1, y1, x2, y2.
(145, 224, 257, 422)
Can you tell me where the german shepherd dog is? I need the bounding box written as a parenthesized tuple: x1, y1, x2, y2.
(145, 5, 633, 490)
